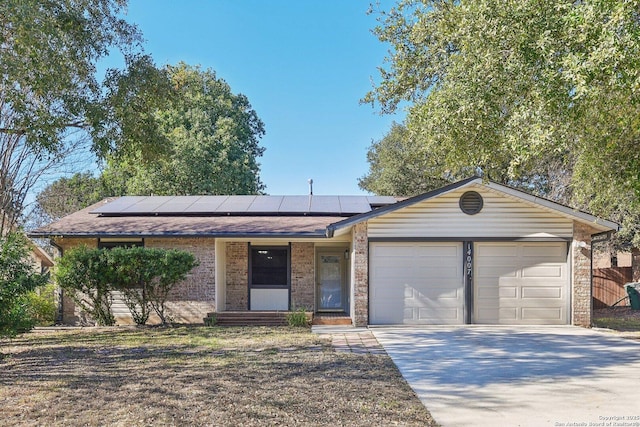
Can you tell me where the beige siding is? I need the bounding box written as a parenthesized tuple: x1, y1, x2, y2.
(368, 185, 573, 239)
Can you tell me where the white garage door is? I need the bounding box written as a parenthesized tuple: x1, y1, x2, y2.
(475, 242, 569, 325)
(370, 242, 464, 325)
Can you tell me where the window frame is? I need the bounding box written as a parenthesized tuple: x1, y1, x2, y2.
(97, 238, 145, 249)
(248, 245, 291, 290)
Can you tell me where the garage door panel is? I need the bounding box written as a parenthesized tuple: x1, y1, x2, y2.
(476, 286, 499, 299)
(418, 307, 460, 321)
(521, 244, 566, 258)
(475, 242, 569, 325)
(477, 243, 518, 257)
(521, 307, 563, 321)
(522, 265, 564, 278)
(477, 266, 517, 278)
(498, 286, 518, 298)
(499, 308, 518, 321)
(370, 242, 464, 325)
(521, 287, 562, 299)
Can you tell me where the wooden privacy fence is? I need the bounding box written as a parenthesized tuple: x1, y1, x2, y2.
(593, 267, 632, 308)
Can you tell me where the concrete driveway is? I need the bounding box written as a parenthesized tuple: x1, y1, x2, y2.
(371, 326, 640, 427)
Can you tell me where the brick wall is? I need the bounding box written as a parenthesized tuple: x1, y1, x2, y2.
(225, 242, 248, 310)
(352, 222, 368, 327)
(291, 242, 315, 309)
(572, 221, 597, 327)
(146, 237, 215, 323)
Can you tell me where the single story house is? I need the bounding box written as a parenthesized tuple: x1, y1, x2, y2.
(30, 177, 619, 327)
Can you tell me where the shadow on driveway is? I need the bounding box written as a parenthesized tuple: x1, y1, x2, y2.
(373, 326, 640, 427)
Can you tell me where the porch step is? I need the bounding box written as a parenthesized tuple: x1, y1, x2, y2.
(312, 313, 352, 326)
(205, 311, 290, 326)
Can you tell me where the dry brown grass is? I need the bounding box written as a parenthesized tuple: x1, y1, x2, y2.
(0, 326, 437, 426)
(593, 307, 640, 338)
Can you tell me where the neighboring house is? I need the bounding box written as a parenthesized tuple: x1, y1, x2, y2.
(30, 244, 55, 275)
(29, 177, 618, 327)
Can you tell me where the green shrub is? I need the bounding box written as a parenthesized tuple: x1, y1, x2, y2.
(204, 314, 217, 326)
(0, 232, 48, 338)
(55, 246, 198, 326)
(55, 246, 115, 326)
(25, 283, 58, 326)
(286, 307, 311, 327)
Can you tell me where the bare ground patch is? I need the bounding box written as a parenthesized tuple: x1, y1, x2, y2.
(0, 326, 437, 426)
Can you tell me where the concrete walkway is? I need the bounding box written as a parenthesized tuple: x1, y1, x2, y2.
(372, 326, 640, 427)
(312, 326, 386, 355)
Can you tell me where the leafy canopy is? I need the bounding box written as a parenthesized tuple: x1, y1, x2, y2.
(365, 0, 640, 242)
(0, 0, 140, 231)
(102, 62, 266, 196)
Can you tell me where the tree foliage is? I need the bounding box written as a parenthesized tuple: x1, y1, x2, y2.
(0, 232, 48, 338)
(55, 246, 198, 326)
(55, 246, 115, 326)
(102, 62, 266, 196)
(359, 122, 452, 196)
(365, 0, 640, 243)
(0, 0, 140, 232)
(35, 172, 109, 222)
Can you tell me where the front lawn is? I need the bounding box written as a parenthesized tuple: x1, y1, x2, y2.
(593, 307, 640, 331)
(0, 326, 437, 426)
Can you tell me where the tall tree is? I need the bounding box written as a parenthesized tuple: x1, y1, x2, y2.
(359, 122, 452, 196)
(102, 62, 266, 196)
(0, 0, 140, 234)
(34, 172, 109, 222)
(365, 0, 640, 243)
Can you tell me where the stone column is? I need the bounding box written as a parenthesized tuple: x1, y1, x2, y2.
(352, 222, 369, 327)
(572, 221, 595, 327)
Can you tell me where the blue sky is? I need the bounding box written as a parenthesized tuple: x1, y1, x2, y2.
(109, 0, 404, 195)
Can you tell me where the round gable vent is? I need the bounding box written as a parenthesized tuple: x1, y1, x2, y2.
(459, 191, 483, 215)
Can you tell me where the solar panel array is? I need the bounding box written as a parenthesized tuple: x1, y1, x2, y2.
(91, 195, 397, 216)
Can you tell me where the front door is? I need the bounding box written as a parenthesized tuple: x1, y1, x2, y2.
(316, 250, 347, 312)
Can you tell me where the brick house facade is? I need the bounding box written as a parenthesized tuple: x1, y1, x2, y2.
(32, 178, 617, 327)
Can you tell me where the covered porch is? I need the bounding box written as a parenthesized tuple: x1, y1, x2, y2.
(212, 236, 357, 324)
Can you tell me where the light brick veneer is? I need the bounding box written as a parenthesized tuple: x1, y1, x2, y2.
(225, 242, 248, 310)
(352, 222, 369, 327)
(291, 242, 315, 309)
(572, 221, 597, 327)
(146, 237, 215, 323)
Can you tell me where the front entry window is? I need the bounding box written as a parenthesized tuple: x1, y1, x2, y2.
(251, 248, 289, 287)
(249, 246, 290, 310)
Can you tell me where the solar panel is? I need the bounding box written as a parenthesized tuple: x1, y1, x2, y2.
(308, 196, 340, 213)
(90, 196, 147, 214)
(153, 196, 202, 213)
(184, 196, 228, 213)
(279, 196, 312, 213)
(122, 196, 174, 213)
(217, 196, 257, 212)
(247, 196, 284, 212)
(338, 196, 373, 214)
(91, 194, 398, 216)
